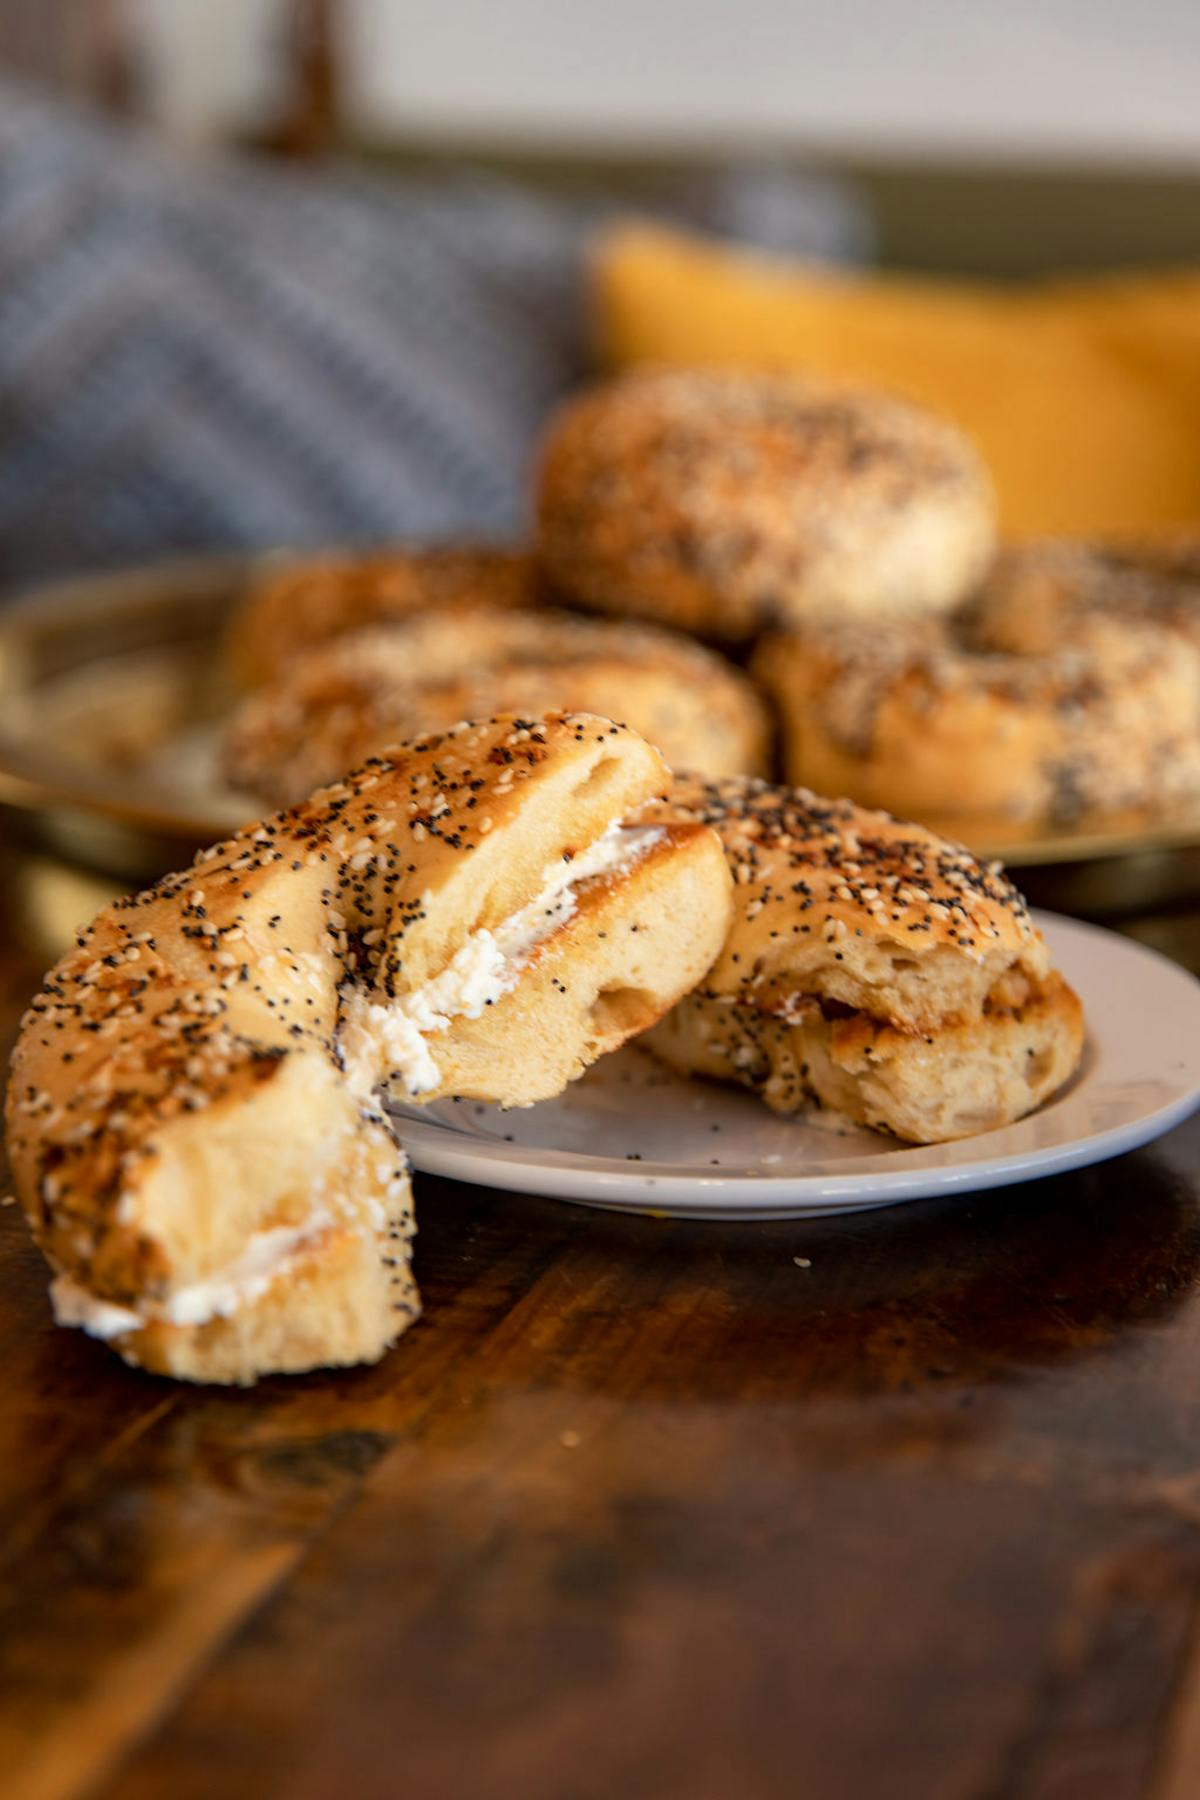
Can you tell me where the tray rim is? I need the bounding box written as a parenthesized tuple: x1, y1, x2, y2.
(3, 551, 1200, 871)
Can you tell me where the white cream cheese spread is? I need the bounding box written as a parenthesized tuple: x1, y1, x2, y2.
(50, 1215, 331, 1340)
(50, 1279, 142, 1341)
(54, 822, 662, 1342)
(339, 821, 664, 1098)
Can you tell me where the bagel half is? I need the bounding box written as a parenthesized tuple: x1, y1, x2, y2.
(6, 715, 732, 1383)
(638, 775, 1084, 1143)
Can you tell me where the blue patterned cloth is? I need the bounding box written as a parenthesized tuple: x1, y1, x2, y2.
(0, 83, 869, 589)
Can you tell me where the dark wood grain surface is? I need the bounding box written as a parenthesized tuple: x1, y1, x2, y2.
(4, 838, 1200, 1800)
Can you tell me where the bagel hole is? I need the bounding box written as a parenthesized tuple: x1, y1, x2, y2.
(589, 984, 657, 1036)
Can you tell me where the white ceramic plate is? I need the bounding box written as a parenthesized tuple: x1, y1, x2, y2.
(389, 914, 1200, 1220)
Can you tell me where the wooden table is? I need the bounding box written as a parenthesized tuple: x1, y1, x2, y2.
(4, 840, 1200, 1800)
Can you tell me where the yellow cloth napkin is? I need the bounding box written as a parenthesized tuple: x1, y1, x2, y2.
(594, 223, 1200, 537)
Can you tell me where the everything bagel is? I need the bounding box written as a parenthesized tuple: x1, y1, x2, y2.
(753, 614, 1200, 826)
(222, 605, 771, 806)
(966, 534, 1200, 660)
(6, 714, 732, 1383)
(535, 368, 996, 643)
(229, 544, 539, 686)
(639, 774, 1084, 1142)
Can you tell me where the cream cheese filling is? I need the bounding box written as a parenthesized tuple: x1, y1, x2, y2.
(52, 822, 661, 1342)
(339, 821, 664, 1098)
(50, 1216, 330, 1341)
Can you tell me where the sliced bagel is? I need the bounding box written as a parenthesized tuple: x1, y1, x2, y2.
(638, 774, 1084, 1143)
(6, 715, 732, 1383)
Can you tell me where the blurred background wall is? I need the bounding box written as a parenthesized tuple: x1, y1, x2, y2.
(344, 0, 1200, 161)
(1, 0, 1198, 161)
(3, 0, 1197, 276)
(0, 1, 1196, 581)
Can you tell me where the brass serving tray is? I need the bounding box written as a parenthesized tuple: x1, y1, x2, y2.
(2, 555, 1200, 912)
(0, 556, 254, 879)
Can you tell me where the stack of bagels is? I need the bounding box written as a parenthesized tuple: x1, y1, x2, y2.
(10, 366, 1118, 1386)
(225, 366, 1200, 831)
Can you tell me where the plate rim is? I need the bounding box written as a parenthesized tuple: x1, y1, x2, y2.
(393, 912, 1200, 1216)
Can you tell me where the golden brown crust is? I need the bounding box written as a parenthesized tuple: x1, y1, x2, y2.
(6, 713, 731, 1381)
(535, 368, 995, 643)
(229, 545, 539, 686)
(754, 614, 1200, 826)
(966, 535, 1200, 660)
(639, 772, 1046, 1030)
(647, 972, 1084, 1143)
(222, 605, 771, 804)
(638, 772, 1084, 1141)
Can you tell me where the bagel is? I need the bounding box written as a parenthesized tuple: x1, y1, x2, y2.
(535, 368, 996, 643)
(222, 605, 771, 806)
(638, 775, 1084, 1142)
(229, 545, 538, 687)
(6, 714, 733, 1384)
(753, 614, 1200, 826)
(966, 534, 1200, 660)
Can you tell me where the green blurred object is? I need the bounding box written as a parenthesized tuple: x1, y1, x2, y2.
(357, 138, 1200, 277)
